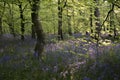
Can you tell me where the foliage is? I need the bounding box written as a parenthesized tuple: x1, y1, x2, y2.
(0, 0, 120, 80)
(0, 0, 119, 36)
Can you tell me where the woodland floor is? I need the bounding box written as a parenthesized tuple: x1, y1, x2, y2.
(0, 33, 120, 80)
(0, 33, 117, 65)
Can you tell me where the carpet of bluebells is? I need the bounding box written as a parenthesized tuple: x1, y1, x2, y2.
(0, 33, 120, 80)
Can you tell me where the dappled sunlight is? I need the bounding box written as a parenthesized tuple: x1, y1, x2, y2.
(0, 0, 120, 79)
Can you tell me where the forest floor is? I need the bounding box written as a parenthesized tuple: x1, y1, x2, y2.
(0, 33, 120, 80)
(0, 33, 118, 65)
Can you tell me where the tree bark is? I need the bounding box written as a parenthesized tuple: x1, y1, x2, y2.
(66, 0, 72, 36)
(90, 7, 93, 33)
(109, 4, 117, 39)
(31, 0, 45, 58)
(8, 23, 15, 37)
(67, 15, 72, 36)
(58, 0, 63, 40)
(7, 3, 15, 37)
(18, 2, 25, 40)
(31, 21, 36, 39)
(0, 2, 5, 35)
(0, 17, 2, 35)
(94, 0, 101, 39)
(94, 0, 101, 64)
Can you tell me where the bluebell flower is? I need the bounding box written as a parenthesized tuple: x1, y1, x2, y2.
(33, 52, 38, 57)
(83, 77, 91, 80)
(0, 55, 11, 64)
(3, 55, 11, 61)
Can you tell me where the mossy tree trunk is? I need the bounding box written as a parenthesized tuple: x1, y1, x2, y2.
(31, 0, 45, 58)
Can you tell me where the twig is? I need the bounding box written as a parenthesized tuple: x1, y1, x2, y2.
(113, 3, 120, 8)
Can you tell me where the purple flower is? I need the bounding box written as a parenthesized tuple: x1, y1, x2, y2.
(0, 55, 11, 64)
(33, 52, 38, 57)
(83, 77, 91, 80)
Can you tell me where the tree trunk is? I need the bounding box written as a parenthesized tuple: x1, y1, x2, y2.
(31, 21, 36, 39)
(0, 2, 5, 35)
(31, 0, 45, 58)
(67, 15, 72, 36)
(94, 0, 101, 63)
(0, 17, 2, 35)
(7, 2, 15, 37)
(66, 0, 72, 36)
(90, 7, 93, 33)
(8, 23, 15, 37)
(18, 3, 25, 40)
(109, 4, 117, 39)
(94, 0, 101, 39)
(58, 0, 63, 40)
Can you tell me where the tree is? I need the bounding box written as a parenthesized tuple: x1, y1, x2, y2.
(90, 7, 93, 33)
(30, 0, 45, 58)
(94, 0, 101, 40)
(0, 16, 2, 35)
(58, 0, 67, 40)
(66, 0, 72, 36)
(7, 2, 15, 37)
(17, 0, 26, 40)
(0, 1, 6, 35)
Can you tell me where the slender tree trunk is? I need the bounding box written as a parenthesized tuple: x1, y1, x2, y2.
(66, 2, 72, 36)
(109, 4, 116, 39)
(7, 3, 15, 37)
(67, 15, 72, 36)
(0, 17, 2, 35)
(94, 0, 101, 63)
(109, 4, 113, 32)
(58, 0, 63, 40)
(9, 23, 15, 37)
(73, 9, 76, 33)
(31, 0, 45, 58)
(18, 3, 25, 40)
(0, 2, 6, 35)
(31, 23, 36, 39)
(90, 7, 93, 33)
(94, 0, 101, 39)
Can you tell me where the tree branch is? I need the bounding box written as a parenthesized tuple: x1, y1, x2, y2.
(113, 3, 120, 8)
(22, 3, 29, 12)
(101, 3, 114, 28)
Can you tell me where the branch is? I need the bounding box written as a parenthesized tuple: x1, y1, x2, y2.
(101, 3, 114, 28)
(113, 3, 120, 8)
(27, 0, 32, 6)
(63, 0, 67, 8)
(22, 3, 29, 12)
